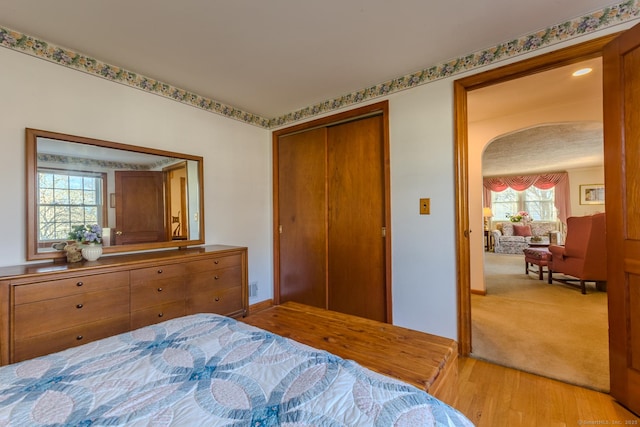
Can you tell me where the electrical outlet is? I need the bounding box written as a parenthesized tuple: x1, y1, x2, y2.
(249, 281, 258, 297)
(420, 198, 430, 215)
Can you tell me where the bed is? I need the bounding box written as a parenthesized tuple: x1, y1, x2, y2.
(242, 302, 460, 404)
(0, 312, 473, 426)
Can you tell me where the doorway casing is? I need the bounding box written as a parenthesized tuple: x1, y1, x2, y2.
(453, 34, 618, 356)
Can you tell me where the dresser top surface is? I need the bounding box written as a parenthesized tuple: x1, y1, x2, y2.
(0, 245, 247, 280)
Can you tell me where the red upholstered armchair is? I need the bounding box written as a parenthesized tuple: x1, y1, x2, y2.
(547, 213, 607, 294)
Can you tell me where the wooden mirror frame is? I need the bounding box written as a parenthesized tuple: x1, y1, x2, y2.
(26, 128, 205, 261)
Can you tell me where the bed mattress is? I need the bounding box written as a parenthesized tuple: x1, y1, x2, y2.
(0, 313, 473, 426)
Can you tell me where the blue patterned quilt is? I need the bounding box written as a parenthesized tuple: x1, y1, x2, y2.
(0, 314, 473, 426)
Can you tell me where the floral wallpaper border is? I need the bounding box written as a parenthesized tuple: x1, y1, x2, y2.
(1, 0, 639, 130)
(38, 153, 172, 171)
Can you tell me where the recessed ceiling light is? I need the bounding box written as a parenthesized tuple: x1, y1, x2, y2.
(572, 68, 593, 77)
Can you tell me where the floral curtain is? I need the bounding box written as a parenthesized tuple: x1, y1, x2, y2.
(483, 172, 571, 224)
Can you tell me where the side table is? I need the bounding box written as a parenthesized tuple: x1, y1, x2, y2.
(484, 230, 493, 251)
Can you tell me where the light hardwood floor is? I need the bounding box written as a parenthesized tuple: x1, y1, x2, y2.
(457, 357, 639, 426)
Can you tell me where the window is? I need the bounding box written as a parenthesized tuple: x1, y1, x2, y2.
(37, 169, 106, 243)
(491, 187, 557, 221)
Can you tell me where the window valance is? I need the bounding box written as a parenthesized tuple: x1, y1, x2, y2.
(483, 172, 571, 224)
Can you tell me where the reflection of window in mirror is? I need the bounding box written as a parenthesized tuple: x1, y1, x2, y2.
(36, 168, 107, 249)
(27, 128, 205, 261)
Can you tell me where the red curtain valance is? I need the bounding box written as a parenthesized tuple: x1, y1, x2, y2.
(483, 172, 571, 224)
(484, 173, 566, 191)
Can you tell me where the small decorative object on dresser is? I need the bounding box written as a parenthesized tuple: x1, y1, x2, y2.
(64, 242, 83, 263)
(80, 244, 103, 261)
(68, 224, 103, 261)
(51, 241, 83, 263)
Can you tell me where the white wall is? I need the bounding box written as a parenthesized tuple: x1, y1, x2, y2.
(0, 47, 273, 304)
(0, 22, 633, 341)
(388, 80, 458, 338)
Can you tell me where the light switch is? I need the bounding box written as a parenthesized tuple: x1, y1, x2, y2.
(420, 198, 430, 215)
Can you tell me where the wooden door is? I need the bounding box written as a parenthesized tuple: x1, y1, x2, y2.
(114, 171, 165, 245)
(327, 116, 387, 322)
(277, 128, 328, 307)
(164, 163, 188, 240)
(603, 22, 640, 415)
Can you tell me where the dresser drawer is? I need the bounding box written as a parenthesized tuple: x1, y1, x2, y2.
(130, 301, 186, 330)
(14, 271, 129, 305)
(131, 277, 185, 311)
(187, 254, 241, 274)
(186, 284, 243, 316)
(14, 287, 130, 339)
(13, 315, 130, 362)
(188, 265, 241, 292)
(130, 263, 185, 283)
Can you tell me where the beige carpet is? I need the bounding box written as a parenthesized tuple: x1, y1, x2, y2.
(471, 252, 609, 391)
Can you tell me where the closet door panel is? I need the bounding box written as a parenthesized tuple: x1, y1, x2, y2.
(278, 128, 327, 308)
(327, 116, 386, 321)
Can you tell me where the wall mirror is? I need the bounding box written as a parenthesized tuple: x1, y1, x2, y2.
(26, 128, 205, 261)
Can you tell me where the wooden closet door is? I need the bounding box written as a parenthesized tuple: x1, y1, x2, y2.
(277, 128, 328, 308)
(327, 115, 387, 322)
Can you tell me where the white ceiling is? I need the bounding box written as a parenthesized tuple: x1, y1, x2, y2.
(470, 57, 605, 176)
(482, 122, 604, 176)
(0, 0, 623, 119)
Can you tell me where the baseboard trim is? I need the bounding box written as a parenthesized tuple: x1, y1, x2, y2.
(248, 299, 273, 315)
(471, 289, 487, 296)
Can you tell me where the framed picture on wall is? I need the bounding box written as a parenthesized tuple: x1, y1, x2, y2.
(579, 184, 605, 205)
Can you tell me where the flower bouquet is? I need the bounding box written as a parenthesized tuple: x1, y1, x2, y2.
(68, 224, 103, 245)
(68, 224, 103, 261)
(506, 211, 532, 223)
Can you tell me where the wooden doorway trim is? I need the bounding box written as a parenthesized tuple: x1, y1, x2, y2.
(454, 34, 618, 356)
(272, 101, 392, 321)
(163, 161, 188, 240)
(603, 22, 640, 415)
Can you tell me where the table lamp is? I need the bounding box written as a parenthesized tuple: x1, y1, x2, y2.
(483, 207, 493, 230)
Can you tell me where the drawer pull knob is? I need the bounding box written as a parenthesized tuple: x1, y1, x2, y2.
(157, 287, 163, 292)
(214, 275, 220, 280)
(76, 281, 84, 287)
(76, 304, 83, 309)
(214, 260, 219, 264)
(76, 335, 83, 340)
(215, 297, 220, 302)
(157, 269, 163, 274)
(158, 313, 164, 318)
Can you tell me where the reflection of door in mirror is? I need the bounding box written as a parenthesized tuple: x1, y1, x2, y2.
(114, 171, 165, 245)
(164, 162, 189, 240)
(27, 128, 205, 261)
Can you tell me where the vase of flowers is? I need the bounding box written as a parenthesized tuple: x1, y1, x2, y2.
(506, 211, 532, 224)
(69, 224, 103, 261)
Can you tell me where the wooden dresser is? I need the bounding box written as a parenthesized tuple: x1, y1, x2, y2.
(0, 245, 247, 365)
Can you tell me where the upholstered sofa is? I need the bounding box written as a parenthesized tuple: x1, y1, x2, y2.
(491, 221, 560, 254)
